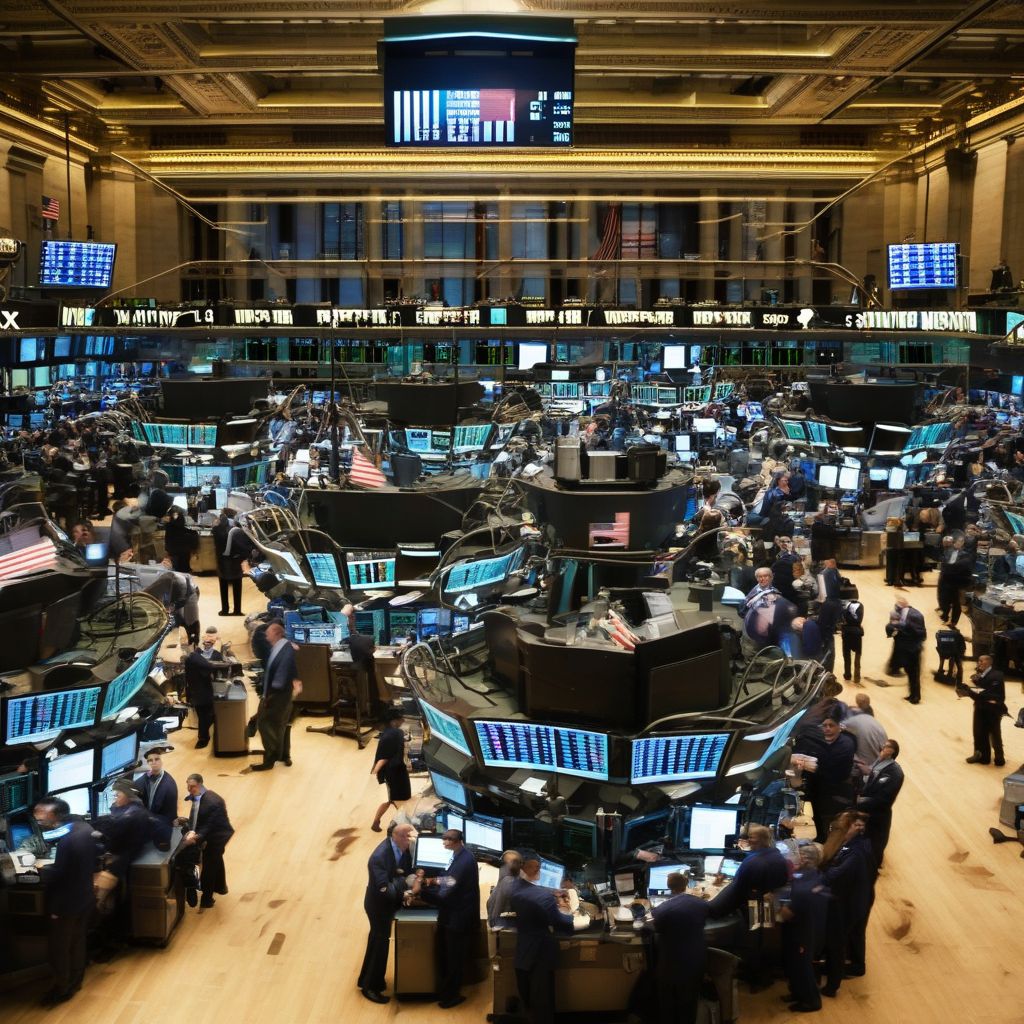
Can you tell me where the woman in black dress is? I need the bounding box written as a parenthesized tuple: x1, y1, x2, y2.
(370, 708, 411, 832)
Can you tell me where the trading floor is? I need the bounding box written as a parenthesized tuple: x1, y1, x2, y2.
(4, 567, 1021, 1024)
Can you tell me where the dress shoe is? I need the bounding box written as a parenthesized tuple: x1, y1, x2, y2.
(250, 763, 274, 771)
(903, 697, 920, 704)
(789, 1004, 821, 1014)
(200, 896, 215, 908)
(185, 887, 199, 908)
(40, 989, 72, 1007)
(966, 754, 990, 765)
(995, 758, 1006, 767)
(844, 968, 865, 978)
(195, 740, 209, 749)
(283, 758, 293, 767)
(361, 990, 390, 1005)
(438, 996, 466, 1009)
(820, 986, 838, 998)
(218, 610, 230, 616)
(989, 827, 1013, 843)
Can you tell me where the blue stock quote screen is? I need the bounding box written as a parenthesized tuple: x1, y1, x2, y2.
(474, 720, 609, 781)
(630, 733, 730, 785)
(5, 687, 102, 744)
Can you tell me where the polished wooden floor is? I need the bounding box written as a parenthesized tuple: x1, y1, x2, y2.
(6, 566, 1024, 1024)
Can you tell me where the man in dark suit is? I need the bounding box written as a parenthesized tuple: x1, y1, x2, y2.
(644, 871, 709, 1024)
(964, 655, 1007, 766)
(856, 739, 904, 866)
(253, 620, 302, 771)
(175, 773, 234, 908)
(419, 829, 480, 1009)
(184, 628, 225, 749)
(778, 844, 829, 1013)
(885, 594, 927, 704)
(134, 747, 178, 847)
(709, 824, 788, 919)
(357, 822, 415, 1004)
(33, 797, 100, 1006)
(508, 855, 575, 1024)
(937, 533, 974, 626)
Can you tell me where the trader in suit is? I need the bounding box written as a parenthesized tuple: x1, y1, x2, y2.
(134, 747, 178, 846)
(644, 871, 709, 1024)
(184, 628, 225, 749)
(885, 593, 927, 704)
(508, 854, 574, 1024)
(252, 620, 302, 771)
(937, 533, 974, 627)
(175, 773, 234, 908)
(708, 824, 789, 919)
(964, 655, 1007, 766)
(855, 739, 904, 867)
(778, 843, 829, 1014)
(740, 567, 779, 616)
(357, 822, 415, 1005)
(419, 829, 480, 1009)
(33, 797, 100, 1006)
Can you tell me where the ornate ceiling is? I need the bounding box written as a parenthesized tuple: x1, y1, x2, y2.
(2, 0, 1023, 182)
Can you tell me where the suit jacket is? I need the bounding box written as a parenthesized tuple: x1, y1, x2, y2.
(135, 771, 178, 824)
(429, 845, 480, 930)
(857, 758, 904, 824)
(184, 649, 224, 706)
(783, 868, 829, 951)
(887, 608, 926, 652)
(44, 820, 100, 917)
(264, 641, 299, 694)
(364, 839, 412, 921)
(972, 668, 1006, 708)
(649, 891, 709, 974)
(185, 789, 234, 847)
(823, 835, 875, 923)
(709, 847, 789, 918)
(508, 877, 574, 971)
(93, 800, 154, 878)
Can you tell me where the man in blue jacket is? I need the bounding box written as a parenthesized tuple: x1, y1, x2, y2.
(33, 797, 100, 1006)
(644, 871, 709, 1024)
(419, 829, 480, 1008)
(252, 619, 303, 770)
(509, 854, 575, 1024)
(358, 822, 415, 1004)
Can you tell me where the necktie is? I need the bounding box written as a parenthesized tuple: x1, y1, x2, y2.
(189, 796, 201, 830)
(148, 776, 159, 810)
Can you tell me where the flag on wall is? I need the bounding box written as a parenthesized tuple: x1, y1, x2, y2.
(592, 203, 622, 260)
(41, 196, 60, 221)
(348, 448, 387, 489)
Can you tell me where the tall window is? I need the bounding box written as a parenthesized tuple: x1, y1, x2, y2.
(321, 203, 364, 259)
(423, 201, 477, 305)
(511, 201, 548, 301)
(381, 201, 403, 260)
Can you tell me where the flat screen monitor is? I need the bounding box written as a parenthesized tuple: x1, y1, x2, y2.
(354, 608, 386, 643)
(306, 552, 343, 589)
(452, 423, 492, 453)
(648, 862, 693, 895)
(388, 609, 419, 644)
(1012, 375, 1024, 396)
(826, 424, 866, 451)
(417, 607, 452, 640)
(687, 804, 743, 852)
(838, 466, 860, 492)
(443, 809, 464, 833)
(102, 644, 158, 718)
(870, 423, 913, 455)
(0, 772, 33, 815)
(561, 817, 598, 859)
(692, 418, 717, 433)
(464, 813, 505, 854)
(817, 464, 839, 489)
(418, 699, 473, 757)
(5, 687, 102, 745)
(430, 769, 470, 810)
(782, 420, 806, 442)
(887, 242, 959, 290)
(630, 733, 730, 784)
(60, 786, 92, 818)
(537, 857, 564, 889)
(869, 468, 888, 482)
(888, 466, 908, 490)
(39, 240, 117, 288)
(806, 421, 829, 447)
(442, 546, 524, 595)
(663, 345, 687, 370)
(345, 550, 396, 590)
(675, 435, 691, 452)
(518, 342, 548, 370)
(621, 809, 671, 850)
(413, 835, 453, 871)
(474, 720, 609, 781)
(46, 749, 95, 793)
(382, 23, 575, 148)
(54, 336, 72, 358)
(100, 733, 138, 777)
(172, 494, 188, 511)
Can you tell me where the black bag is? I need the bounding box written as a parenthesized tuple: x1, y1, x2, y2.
(246, 714, 259, 738)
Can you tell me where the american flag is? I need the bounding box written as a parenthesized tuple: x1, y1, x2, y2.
(0, 538, 59, 580)
(592, 203, 622, 261)
(41, 196, 60, 221)
(348, 447, 386, 489)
